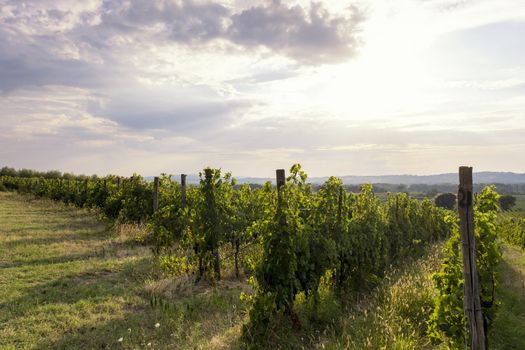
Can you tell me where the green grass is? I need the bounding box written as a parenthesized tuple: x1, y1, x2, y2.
(489, 244, 525, 350)
(0, 192, 246, 349)
(321, 245, 444, 350)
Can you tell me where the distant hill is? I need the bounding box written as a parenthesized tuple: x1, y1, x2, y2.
(147, 172, 525, 185)
(324, 172, 525, 185)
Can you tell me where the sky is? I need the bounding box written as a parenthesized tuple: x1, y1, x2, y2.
(1, 0, 525, 177)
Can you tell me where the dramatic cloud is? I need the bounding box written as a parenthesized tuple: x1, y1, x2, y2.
(96, 0, 363, 63)
(227, 1, 363, 63)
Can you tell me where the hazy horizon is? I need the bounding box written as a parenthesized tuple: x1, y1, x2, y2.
(2, 0, 524, 177)
(3, 163, 525, 179)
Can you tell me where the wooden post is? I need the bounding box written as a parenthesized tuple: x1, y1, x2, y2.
(181, 174, 187, 208)
(153, 176, 159, 212)
(337, 185, 343, 243)
(276, 169, 285, 206)
(116, 176, 121, 190)
(275, 168, 291, 303)
(458, 166, 486, 350)
(204, 169, 221, 280)
(336, 185, 344, 291)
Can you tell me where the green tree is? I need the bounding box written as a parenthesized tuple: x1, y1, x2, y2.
(499, 195, 517, 211)
(435, 193, 456, 210)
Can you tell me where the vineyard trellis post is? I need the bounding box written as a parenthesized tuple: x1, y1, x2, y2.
(276, 169, 285, 205)
(181, 174, 187, 208)
(335, 185, 343, 292)
(458, 166, 486, 350)
(204, 168, 221, 280)
(153, 176, 159, 212)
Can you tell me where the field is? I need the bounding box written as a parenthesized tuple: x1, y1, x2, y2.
(0, 192, 245, 349)
(1, 191, 525, 349)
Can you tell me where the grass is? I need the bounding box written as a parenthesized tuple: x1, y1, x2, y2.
(0, 192, 246, 349)
(321, 245, 443, 350)
(1, 191, 524, 349)
(489, 244, 525, 350)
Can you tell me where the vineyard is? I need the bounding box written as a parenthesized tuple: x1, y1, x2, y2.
(0, 165, 524, 349)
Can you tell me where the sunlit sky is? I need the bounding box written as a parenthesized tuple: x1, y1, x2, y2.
(1, 0, 525, 177)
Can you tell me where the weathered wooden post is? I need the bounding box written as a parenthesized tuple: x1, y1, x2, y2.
(276, 169, 285, 206)
(203, 168, 221, 280)
(181, 174, 187, 208)
(275, 168, 295, 304)
(458, 166, 486, 350)
(337, 185, 343, 243)
(153, 176, 159, 213)
(335, 185, 344, 291)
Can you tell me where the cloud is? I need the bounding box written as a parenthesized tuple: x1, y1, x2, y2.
(0, 0, 363, 95)
(227, 1, 363, 63)
(95, 0, 363, 64)
(100, 98, 252, 132)
(0, 55, 110, 93)
(0, 20, 125, 93)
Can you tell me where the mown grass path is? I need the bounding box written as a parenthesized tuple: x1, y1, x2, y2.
(490, 244, 525, 350)
(0, 192, 242, 349)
